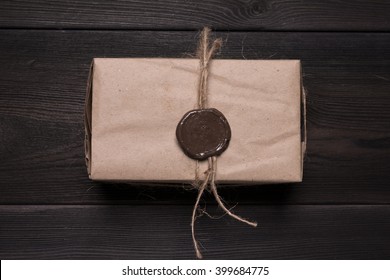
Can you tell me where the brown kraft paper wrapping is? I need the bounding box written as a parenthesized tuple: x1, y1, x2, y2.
(85, 58, 305, 184)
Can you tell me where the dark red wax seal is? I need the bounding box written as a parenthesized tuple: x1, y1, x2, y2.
(176, 108, 231, 160)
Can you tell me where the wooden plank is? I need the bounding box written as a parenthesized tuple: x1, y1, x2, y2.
(0, 30, 389, 205)
(0, 205, 389, 259)
(0, 1, 390, 31)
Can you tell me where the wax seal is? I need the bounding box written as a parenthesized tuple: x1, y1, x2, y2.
(176, 108, 231, 160)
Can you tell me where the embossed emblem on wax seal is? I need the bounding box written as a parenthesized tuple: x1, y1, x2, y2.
(176, 108, 231, 160)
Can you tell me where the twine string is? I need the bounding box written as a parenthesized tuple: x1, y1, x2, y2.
(197, 27, 222, 109)
(191, 28, 257, 259)
(209, 157, 258, 228)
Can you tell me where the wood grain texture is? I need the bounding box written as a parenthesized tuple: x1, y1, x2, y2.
(0, 0, 390, 31)
(0, 30, 390, 205)
(0, 1, 389, 261)
(1, 205, 389, 259)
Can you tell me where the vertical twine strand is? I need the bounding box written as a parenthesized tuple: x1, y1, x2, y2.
(191, 28, 257, 259)
(197, 27, 222, 109)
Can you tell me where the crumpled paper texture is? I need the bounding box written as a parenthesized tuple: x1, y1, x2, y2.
(86, 58, 304, 183)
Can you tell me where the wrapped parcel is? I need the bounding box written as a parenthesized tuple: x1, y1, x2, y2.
(85, 58, 305, 183)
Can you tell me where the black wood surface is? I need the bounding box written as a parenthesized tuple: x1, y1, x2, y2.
(0, 0, 390, 31)
(0, 1, 389, 260)
(1, 205, 389, 259)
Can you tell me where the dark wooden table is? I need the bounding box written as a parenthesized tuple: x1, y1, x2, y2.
(1, 1, 390, 259)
